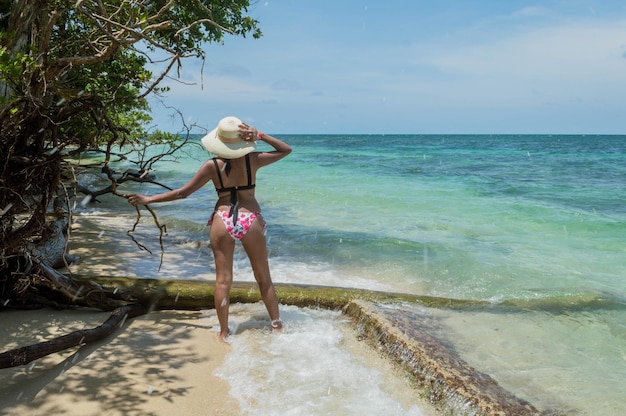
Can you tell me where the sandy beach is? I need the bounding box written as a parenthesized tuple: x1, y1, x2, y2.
(0, 213, 440, 416)
(0, 307, 238, 416)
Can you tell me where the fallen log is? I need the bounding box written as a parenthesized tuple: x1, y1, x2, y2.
(78, 275, 491, 311)
(77, 275, 621, 313)
(0, 303, 146, 369)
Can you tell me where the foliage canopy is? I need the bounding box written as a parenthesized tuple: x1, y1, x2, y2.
(0, 0, 260, 280)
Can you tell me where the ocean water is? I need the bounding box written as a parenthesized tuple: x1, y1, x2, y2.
(76, 134, 625, 415)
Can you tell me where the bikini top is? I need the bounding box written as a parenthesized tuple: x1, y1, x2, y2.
(211, 154, 255, 224)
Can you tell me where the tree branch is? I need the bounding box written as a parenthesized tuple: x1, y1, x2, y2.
(0, 303, 146, 369)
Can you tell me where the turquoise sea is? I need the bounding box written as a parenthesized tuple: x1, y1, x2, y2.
(80, 134, 625, 415)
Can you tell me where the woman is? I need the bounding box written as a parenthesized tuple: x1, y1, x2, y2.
(126, 116, 292, 341)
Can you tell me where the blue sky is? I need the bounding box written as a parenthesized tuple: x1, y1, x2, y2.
(148, 1, 626, 134)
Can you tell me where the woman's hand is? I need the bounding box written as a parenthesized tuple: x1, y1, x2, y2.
(238, 122, 258, 142)
(125, 194, 149, 206)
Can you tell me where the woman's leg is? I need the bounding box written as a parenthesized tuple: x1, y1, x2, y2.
(210, 213, 236, 341)
(241, 215, 282, 332)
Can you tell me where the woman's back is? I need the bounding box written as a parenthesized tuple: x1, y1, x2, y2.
(212, 155, 261, 213)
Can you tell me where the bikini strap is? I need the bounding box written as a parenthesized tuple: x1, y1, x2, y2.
(245, 154, 252, 186)
(213, 156, 253, 190)
(212, 155, 255, 226)
(212, 158, 225, 189)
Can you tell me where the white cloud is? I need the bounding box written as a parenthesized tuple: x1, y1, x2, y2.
(416, 20, 626, 80)
(512, 6, 551, 18)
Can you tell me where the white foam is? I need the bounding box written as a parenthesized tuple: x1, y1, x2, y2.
(215, 304, 425, 416)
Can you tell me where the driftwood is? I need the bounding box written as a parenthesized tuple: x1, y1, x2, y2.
(76, 168, 166, 203)
(72, 275, 623, 313)
(0, 261, 144, 369)
(79, 276, 489, 311)
(0, 303, 146, 369)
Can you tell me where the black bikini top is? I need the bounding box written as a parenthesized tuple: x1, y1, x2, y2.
(212, 154, 255, 224)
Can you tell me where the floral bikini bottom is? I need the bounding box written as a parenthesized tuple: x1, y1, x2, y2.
(208, 210, 265, 240)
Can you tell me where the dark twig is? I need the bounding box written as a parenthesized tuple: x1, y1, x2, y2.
(127, 204, 167, 270)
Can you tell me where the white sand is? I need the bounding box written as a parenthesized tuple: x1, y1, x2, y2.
(0, 308, 238, 416)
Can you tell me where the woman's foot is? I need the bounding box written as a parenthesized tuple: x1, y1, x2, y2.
(271, 319, 283, 334)
(218, 329, 230, 342)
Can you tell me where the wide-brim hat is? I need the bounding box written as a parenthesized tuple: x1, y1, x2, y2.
(201, 116, 256, 159)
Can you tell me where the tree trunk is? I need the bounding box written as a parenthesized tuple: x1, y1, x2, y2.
(74, 275, 491, 311)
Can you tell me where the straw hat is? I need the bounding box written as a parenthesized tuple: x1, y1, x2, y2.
(201, 116, 256, 158)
